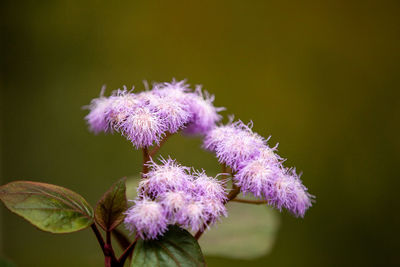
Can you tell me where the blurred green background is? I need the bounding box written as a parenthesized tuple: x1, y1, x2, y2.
(1, 0, 399, 266)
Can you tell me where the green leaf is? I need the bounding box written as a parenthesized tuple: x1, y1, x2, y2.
(0, 181, 94, 233)
(198, 199, 280, 259)
(131, 225, 206, 267)
(95, 177, 127, 231)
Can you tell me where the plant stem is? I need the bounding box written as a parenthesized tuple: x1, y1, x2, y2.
(194, 229, 204, 240)
(106, 230, 111, 246)
(225, 183, 241, 204)
(91, 224, 121, 267)
(91, 223, 106, 255)
(150, 132, 171, 157)
(142, 147, 150, 176)
(118, 237, 138, 266)
(104, 244, 119, 267)
(105, 230, 119, 266)
(231, 198, 269, 205)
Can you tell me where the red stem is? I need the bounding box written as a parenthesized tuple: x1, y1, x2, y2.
(150, 132, 171, 157)
(91, 223, 106, 255)
(118, 237, 138, 266)
(142, 147, 150, 176)
(231, 198, 269, 205)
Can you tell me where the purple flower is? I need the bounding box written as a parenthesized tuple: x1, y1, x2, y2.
(183, 86, 225, 135)
(84, 88, 113, 134)
(258, 145, 284, 165)
(85, 87, 168, 148)
(234, 157, 282, 198)
(135, 157, 228, 233)
(192, 171, 227, 202)
(201, 197, 228, 224)
(141, 91, 191, 133)
(124, 198, 168, 240)
(159, 191, 190, 221)
(105, 88, 141, 130)
(176, 200, 208, 232)
(152, 80, 192, 107)
(139, 157, 191, 197)
(175, 170, 227, 231)
(119, 106, 166, 148)
(207, 120, 266, 171)
(291, 178, 314, 218)
(176, 195, 227, 231)
(203, 118, 236, 151)
(267, 168, 313, 218)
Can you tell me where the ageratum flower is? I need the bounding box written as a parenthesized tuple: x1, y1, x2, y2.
(176, 195, 227, 232)
(176, 200, 207, 232)
(267, 168, 313, 218)
(152, 80, 192, 107)
(133, 157, 228, 235)
(258, 145, 284, 165)
(106, 88, 141, 130)
(234, 157, 282, 198)
(192, 171, 227, 202)
(119, 106, 166, 148)
(124, 198, 168, 240)
(207, 120, 266, 171)
(84, 87, 113, 134)
(140, 91, 191, 133)
(203, 117, 236, 151)
(139, 157, 191, 197)
(174, 171, 227, 231)
(183, 86, 225, 135)
(159, 191, 189, 221)
(201, 197, 227, 224)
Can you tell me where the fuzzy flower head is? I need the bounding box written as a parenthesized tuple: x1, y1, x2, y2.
(203, 118, 237, 151)
(84, 87, 113, 134)
(258, 145, 284, 165)
(183, 86, 225, 135)
(201, 197, 228, 224)
(124, 198, 168, 240)
(234, 157, 282, 198)
(141, 91, 191, 133)
(153, 80, 192, 106)
(119, 106, 166, 148)
(159, 191, 190, 221)
(139, 157, 191, 197)
(176, 200, 207, 232)
(192, 171, 227, 202)
(267, 168, 313, 218)
(212, 121, 266, 171)
(106, 88, 141, 129)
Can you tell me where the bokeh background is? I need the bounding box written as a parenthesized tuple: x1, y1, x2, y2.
(1, 0, 399, 266)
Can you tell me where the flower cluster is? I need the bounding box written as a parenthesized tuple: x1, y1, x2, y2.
(124, 157, 227, 240)
(204, 120, 314, 217)
(85, 79, 314, 240)
(85, 80, 223, 148)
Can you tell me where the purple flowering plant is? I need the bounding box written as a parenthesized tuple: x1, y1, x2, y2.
(0, 80, 314, 266)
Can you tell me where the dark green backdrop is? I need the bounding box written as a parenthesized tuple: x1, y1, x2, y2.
(1, 0, 399, 266)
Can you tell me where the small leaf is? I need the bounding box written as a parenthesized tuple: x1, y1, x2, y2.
(0, 181, 94, 233)
(131, 225, 205, 267)
(199, 199, 280, 259)
(95, 177, 127, 231)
